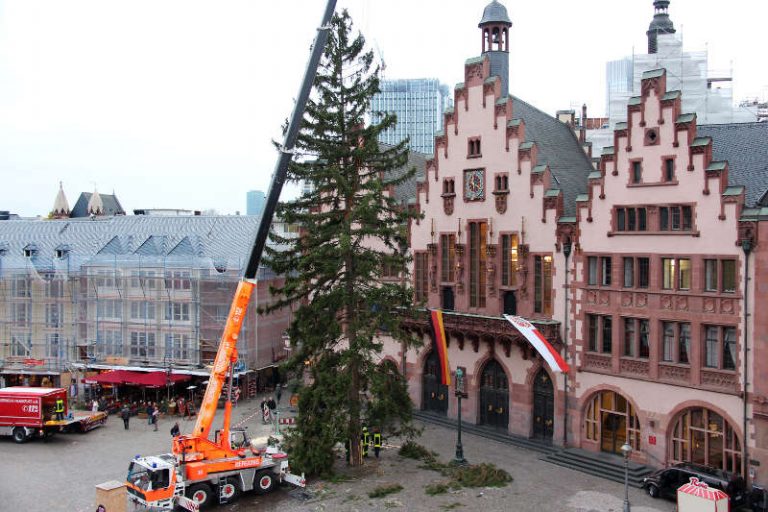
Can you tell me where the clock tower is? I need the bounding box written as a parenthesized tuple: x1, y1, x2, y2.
(479, 1, 512, 97)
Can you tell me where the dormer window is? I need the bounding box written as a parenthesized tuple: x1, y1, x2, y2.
(23, 244, 37, 258)
(468, 137, 482, 158)
(55, 245, 70, 259)
(442, 178, 455, 195)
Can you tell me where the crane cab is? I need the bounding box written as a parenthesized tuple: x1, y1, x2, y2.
(126, 455, 179, 510)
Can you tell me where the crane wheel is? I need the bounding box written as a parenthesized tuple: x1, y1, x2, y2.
(186, 483, 213, 509)
(253, 470, 277, 495)
(219, 478, 240, 504)
(12, 427, 27, 444)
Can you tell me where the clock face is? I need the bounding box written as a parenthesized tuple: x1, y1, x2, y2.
(464, 169, 485, 201)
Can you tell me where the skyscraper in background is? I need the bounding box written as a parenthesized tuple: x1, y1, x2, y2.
(246, 190, 266, 216)
(371, 78, 450, 155)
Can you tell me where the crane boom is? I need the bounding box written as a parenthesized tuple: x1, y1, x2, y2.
(189, 0, 337, 442)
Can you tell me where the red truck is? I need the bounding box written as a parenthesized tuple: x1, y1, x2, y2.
(0, 387, 107, 443)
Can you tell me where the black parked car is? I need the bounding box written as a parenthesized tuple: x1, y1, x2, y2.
(643, 462, 747, 508)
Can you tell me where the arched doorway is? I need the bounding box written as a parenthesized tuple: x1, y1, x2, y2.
(532, 369, 554, 441)
(583, 390, 641, 455)
(670, 407, 742, 474)
(479, 359, 509, 430)
(422, 351, 448, 415)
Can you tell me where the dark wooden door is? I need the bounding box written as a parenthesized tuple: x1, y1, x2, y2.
(441, 286, 455, 311)
(503, 291, 517, 315)
(479, 359, 509, 430)
(532, 370, 554, 441)
(422, 352, 448, 415)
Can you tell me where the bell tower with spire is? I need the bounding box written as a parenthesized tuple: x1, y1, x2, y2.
(478, 0, 512, 97)
(51, 181, 70, 219)
(647, 0, 676, 54)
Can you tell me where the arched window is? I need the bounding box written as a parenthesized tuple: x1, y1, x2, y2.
(584, 390, 641, 454)
(670, 408, 742, 473)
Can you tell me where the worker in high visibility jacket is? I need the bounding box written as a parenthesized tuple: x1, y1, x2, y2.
(54, 398, 65, 421)
(361, 426, 370, 458)
(373, 427, 382, 459)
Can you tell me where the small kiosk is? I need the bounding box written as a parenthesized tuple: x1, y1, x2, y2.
(677, 477, 729, 512)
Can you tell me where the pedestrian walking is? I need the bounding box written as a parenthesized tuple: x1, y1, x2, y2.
(121, 405, 130, 430)
(152, 406, 159, 431)
(146, 403, 155, 427)
(267, 396, 277, 414)
(170, 422, 180, 437)
(91, 399, 99, 414)
(276, 384, 282, 404)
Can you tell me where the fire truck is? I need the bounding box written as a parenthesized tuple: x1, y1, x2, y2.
(124, 1, 336, 509)
(0, 387, 107, 442)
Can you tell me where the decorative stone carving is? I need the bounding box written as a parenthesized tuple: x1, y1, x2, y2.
(586, 290, 597, 305)
(583, 353, 612, 372)
(720, 299, 734, 315)
(621, 293, 633, 307)
(659, 364, 690, 382)
(598, 291, 610, 305)
(675, 296, 688, 311)
(455, 243, 465, 294)
(660, 295, 672, 310)
(635, 293, 647, 307)
(495, 193, 507, 214)
(701, 369, 739, 391)
(620, 358, 650, 375)
(703, 298, 716, 313)
(443, 195, 454, 215)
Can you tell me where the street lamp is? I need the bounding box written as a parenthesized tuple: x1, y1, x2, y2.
(621, 442, 632, 512)
(453, 367, 468, 466)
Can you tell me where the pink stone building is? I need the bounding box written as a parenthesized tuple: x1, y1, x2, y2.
(380, 0, 768, 486)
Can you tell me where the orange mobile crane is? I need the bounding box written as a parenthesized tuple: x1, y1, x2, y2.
(125, 1, 337, 509)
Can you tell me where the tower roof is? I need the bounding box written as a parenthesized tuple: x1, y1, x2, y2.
(647, 0, 676, 35)
(52, 182, 70, 215)
(88, 189, 104, 215)
(478, 0, 511, 27)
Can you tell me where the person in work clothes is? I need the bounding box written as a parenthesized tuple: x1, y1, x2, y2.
(54, 398, 65, 421)
(152, 406, 159, 431)
(373, 427, 382, 459)
(361, 426, 370, 458)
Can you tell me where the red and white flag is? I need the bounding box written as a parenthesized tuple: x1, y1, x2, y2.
(503, 315, 569, 374)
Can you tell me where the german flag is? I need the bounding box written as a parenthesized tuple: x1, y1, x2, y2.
(429, 309, 451, 386)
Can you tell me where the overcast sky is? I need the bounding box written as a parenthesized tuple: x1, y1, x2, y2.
(1, 0, 766, 218)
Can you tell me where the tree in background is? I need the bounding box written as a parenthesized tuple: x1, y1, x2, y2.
(262, 10, 421, 475)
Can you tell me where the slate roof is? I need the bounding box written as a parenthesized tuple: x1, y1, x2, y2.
(510, 96, 594, 216)
(479, 0, 512, 26)
(697, 123, 768, 207)
(71, 192, 126, 218)
(0, 215, 261, 276)
(380, 144, 428, 205)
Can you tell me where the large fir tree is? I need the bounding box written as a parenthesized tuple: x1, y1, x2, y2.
(262, 10, 421, 475)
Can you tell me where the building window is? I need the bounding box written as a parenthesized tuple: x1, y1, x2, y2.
(587, 256, 598, 286)
(468, 137, 481, 157)
(12, 303, 31, 325)
(704, 259, 718, 292)
(662, 321, 691, 364)
(534, 255, 552, 315)
(94, 269, 117, 288)
(704, 325, 737, 370)
(442, 178, 455, 195)
(659, 205, 693, 231)
(584, 391, 642, 451)
(662, 258, 690, 290)
(130, 331, 156, 358)
(166, 271, 191, 290)
(631, 161, 642, 183)
(165, 333, 192, 361)
(501, 234, 518, 286)
(623, 317, 636, 357)
(601, 257, 612, 286)
(414, 252, 428, 303)
(587, 314, 612, 353)
(46, 333, 61, 358)
(664, 158, 675, 181)
(639, 319, 650, 358)
(97, 330, 123, 357)
(45, 303, 63, 328)
(46, 280, 65, 298)
(616, 207, 648, 232)
(131, 270, 158, 290)
(638, 258, 650, 288)
(130, 301, 156, 320)
(623, 258, 634, 288)
(11, 333, 31, 357)
(704, 259, 736, 293)
(97, 300, 123, 320)
(12, 277, 30, 298)
(165, 302, 190, 322)
(440, 234, 456, 282)
(670, 407, 742, 474)
(495, 174, 509, 192)
(469, 222, 487, 308)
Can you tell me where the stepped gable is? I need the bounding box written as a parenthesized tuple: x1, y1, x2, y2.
(697, 122, 768, 207)
(511, 96, 594, 216)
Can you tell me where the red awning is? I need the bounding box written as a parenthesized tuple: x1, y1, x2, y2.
(89, 370, 191, 387)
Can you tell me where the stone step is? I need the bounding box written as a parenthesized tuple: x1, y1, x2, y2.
(413, 410, 559, 455)
(543, 448, 655, 488)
